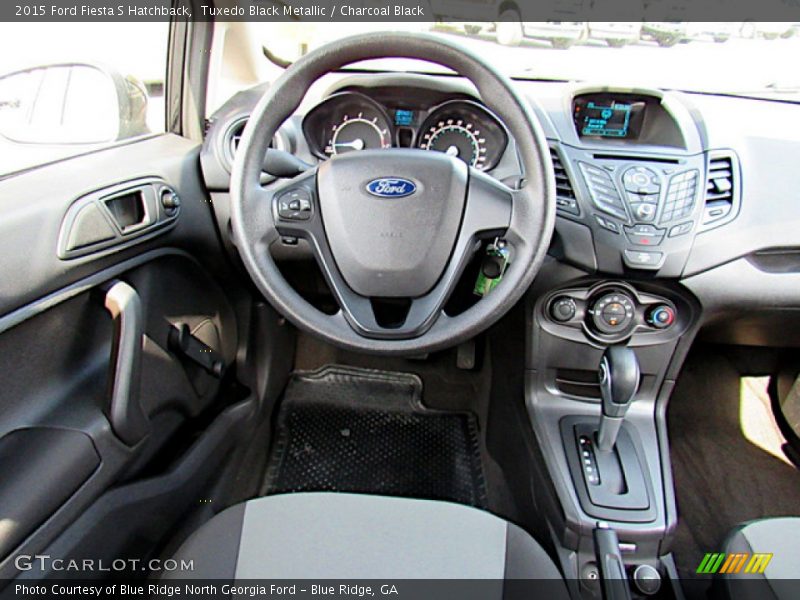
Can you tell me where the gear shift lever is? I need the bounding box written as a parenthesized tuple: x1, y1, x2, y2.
(597, 346, 640, 452)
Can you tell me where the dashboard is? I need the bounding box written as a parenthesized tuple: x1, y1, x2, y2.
(200, 71, 800, 346)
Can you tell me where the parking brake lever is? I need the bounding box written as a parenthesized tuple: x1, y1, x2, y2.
(594, 524, 632, 600)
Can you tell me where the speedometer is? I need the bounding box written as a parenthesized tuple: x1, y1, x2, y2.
(421, 120, 486, 168)
(417, 100, 508, 171)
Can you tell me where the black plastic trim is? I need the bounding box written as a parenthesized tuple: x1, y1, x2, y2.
(0, 248, 196, 336)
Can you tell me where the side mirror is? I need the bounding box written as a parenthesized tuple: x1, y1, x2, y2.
(0, 62, 149, 145)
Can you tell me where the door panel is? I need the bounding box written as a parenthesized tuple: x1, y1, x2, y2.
(0, 134, 242, 579)
(0, 428, 99, 560)
(0, 134, 226, 317)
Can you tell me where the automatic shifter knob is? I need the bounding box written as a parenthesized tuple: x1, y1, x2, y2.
(597, 345, 640, 452)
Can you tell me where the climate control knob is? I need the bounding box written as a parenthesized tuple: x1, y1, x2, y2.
(550, 296, 577, 322)
(590, 291, 635, 335)
(647, 304, 675, 329)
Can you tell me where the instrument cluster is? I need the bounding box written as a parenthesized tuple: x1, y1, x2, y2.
(301, 91, 508, 171)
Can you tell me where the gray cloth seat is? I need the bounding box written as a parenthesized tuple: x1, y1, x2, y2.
(718, 517, 800, 600)
(167, 492, 567, 589)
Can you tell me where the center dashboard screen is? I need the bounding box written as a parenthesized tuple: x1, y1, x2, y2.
(579, 101, 631, 137)
(573, 95, 647, 140)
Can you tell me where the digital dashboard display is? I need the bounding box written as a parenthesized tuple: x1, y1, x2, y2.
(577, 101, 632, 138)
(573, 94, 648, 140)
(394, 109, 414, 126)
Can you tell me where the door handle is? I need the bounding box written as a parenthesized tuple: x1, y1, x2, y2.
(104, 280, 149, 446)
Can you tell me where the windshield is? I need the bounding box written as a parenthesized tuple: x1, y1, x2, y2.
(256, 22, 800, 102)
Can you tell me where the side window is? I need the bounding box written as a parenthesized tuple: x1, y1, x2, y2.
(0, 23, 168, 177)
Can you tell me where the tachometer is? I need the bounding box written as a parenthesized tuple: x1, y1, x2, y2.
(421, 119, 486, 168)
(302, 92, 394, 160)
(418, 100, 508, 171)
(326, 113, 390, 156)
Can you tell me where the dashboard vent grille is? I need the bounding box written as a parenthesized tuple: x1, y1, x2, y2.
(223, 118, 248, 169)
(550, 147, 579, 216)
(230, 128, 244, 156)
(702, 152, 738, 227)
(223, 118, 284, 172)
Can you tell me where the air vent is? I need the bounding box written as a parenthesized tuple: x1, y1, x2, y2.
(222, 117, 248, 170)
(222, 117, 287, 172)
(550, 147, 579, 216)
(702, 152, 739, 228)
(229, 121, 245, 158)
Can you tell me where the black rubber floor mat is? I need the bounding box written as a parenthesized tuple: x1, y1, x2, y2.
(262, 365, 487, 508)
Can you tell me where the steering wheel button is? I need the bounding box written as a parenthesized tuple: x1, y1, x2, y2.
(276, 188, 314, 220)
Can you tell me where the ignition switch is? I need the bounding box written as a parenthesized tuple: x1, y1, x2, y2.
(474, 238, 510, 297)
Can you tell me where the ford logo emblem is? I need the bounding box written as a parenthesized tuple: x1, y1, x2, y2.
(366, 177, 417, 198)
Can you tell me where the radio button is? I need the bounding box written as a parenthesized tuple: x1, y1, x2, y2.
(662, 170, 698, 223)
(626, 191, 659, 205)
(668, 221, 694, 237)
(595, 215, 620, 233)
(624, 224, 665, 246)
(623, 249, 663, 269)
(630, 202, 657, 222)
(623, 167, 661, 194)
(579, 162, 628, 220)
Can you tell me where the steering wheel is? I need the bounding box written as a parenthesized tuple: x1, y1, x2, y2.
(230, 32, 555, 355)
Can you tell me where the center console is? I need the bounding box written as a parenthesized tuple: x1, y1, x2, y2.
(526, 274, 701, 599)
(523, 85, 741, 598)
(559, 147, 708, 273)
(547, 87, 740, 278)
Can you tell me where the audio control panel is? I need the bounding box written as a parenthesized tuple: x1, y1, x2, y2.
(542, 281, 687, 345)
(552, 144, 728, 277)
(579, 160, 701, 239)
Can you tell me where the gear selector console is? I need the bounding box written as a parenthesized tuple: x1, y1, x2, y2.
(560, 344, 657, 523)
